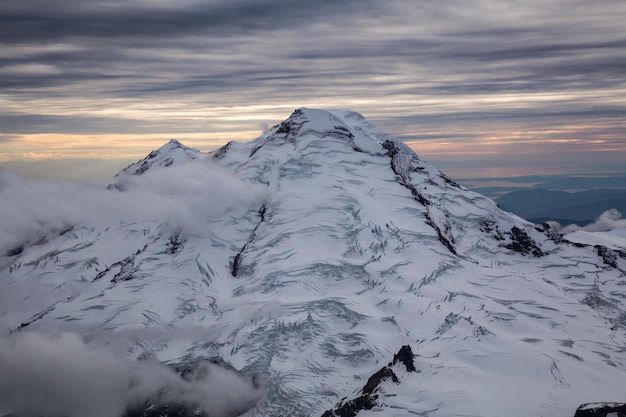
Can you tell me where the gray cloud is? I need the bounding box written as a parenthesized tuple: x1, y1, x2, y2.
(0, 0, 625, 170)
(0, 331, 261, 417)
(0, 112, 249, 135)
(0, 135, 18, 143)
(0, 113, 161, 134)
(0, 0, 382, 42)
(0, 159, 134, 180)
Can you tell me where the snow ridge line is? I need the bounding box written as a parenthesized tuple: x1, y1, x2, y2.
(249, 109, 308, 157)
(381, 140, 457, 256)
(9, 303, 57, 334)
(9, 290, 80, 334)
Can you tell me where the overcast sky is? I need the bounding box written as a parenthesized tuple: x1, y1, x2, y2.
(1, 0, 625, 180)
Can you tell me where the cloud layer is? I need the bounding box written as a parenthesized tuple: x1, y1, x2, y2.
(557, 208, 626, 233)
(0, 159, 264, 255)
(0, 331, 261, 417)
(0, 0, 625, 173)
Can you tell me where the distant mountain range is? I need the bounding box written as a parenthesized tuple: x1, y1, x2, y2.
(496, 188, 626, 226)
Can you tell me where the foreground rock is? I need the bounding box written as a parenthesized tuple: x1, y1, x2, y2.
(321, 345, 417, 417)
(575, 403, 626, 417)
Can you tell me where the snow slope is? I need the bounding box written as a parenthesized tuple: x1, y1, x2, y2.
(110, 139, 205, 190)
(1, 108, 625, 417)
(566, 227, 626, 251)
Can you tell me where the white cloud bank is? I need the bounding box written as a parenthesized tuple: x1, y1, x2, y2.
(549, 209, 626, 233)
(0, 160, 265, 255)
(0, 331, 261, 417)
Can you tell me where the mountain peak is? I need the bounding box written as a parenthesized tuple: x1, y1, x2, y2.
(115, 139, 204, 178)
(233, 107, 416, 159)
(266, 108, 357, 146)
(108, 139, 205, 191)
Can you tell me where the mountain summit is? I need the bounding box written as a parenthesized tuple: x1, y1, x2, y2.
(1, 109, 625, 417)
(119, 139, 203, 176)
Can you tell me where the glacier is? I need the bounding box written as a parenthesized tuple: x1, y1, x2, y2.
(1, 108, 625, 417)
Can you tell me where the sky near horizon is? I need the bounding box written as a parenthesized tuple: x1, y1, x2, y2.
(1, 0, 625, 180)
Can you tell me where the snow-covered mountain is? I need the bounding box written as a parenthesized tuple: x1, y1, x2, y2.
(1, 108, 625, 417)
(119, 139, 204, 177)
(109, 139, 204, 191)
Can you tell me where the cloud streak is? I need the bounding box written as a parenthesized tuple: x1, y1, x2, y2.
(0, 0, 382, 42)
(0, 0, 625, 175)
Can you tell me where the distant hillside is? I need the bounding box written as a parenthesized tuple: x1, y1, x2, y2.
(495, 188, 626, 225)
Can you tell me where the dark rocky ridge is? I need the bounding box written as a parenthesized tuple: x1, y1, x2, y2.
(321, 345, 417, 417)
(574, 402, 626, 417)
(505, 226, 544, 257)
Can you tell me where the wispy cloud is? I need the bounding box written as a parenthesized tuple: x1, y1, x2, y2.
(0, 0, 625, 172)
(0, 135, 18, 143)
(0, 160, 264, 255)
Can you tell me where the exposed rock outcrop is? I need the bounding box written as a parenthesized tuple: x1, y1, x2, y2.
(505, 226, 544, 257)
(574, 402, 626, 417)
(321, 345, 417, 417)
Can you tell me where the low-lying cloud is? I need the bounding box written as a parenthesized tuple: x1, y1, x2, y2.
(551, 208, 626, 233)
(0, 331, 261, 417)
(0, 159, 265, 255)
